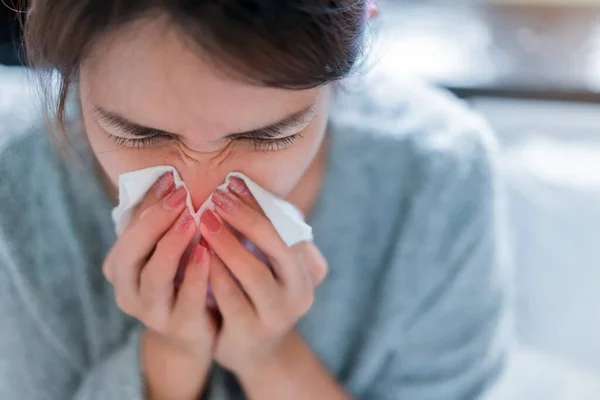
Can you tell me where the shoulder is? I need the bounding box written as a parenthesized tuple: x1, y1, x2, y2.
(321, 78, 510, 397)
(0, 129, 71, 301)
(0, 128, 60, 242)
(330, 74, 499, 211)
(0, 125, 119, 356)
(0, 128, 67, 241)
(330, 73, 510, 303)
(0, 129, 79, 360)
(0, 65, 115, 252)
(0, 124, 114, 302)
(327, 75, 509, 303)
(0, 65, 70, 260)
(0, 130, 127, 375)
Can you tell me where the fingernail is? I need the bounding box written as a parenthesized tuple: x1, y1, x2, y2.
(212, 189, 236, 212)
(175, 209, 194, 232)
(191, 244, 207, 264)
(200, 209, 221, 233)
(163, 186, 187, 210)
(153, 173, 175, 200)
(228, 177, 251, 198)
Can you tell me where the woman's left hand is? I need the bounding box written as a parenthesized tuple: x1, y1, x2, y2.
(198, 177, 328, 379)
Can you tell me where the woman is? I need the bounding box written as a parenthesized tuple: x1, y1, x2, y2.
(0, 1, 510, 399)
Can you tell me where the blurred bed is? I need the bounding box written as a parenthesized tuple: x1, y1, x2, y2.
(471, 97, 600, 399)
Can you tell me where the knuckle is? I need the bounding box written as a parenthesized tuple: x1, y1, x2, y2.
(139, 202, 171, 229)
(263, 311, 286, 333)
(138, 206, 160, 229)
(262, 283, 281, 307)
(154, 240, 180, 264)
(107, 239, 137, 272)
(101, 260, 112, 281)
(303, 244, 329, 284)
(212, 263, 235, 293)
(138, 291, 171, 330)
(249, 266, 274, 290)
(291, 289, 314, 317)
(141, 268, 171, 294)
(115, 293, 136, 315)
(316, 257, 328, 279)
(261, 296, 290, 331)
(131, 202, 147, 222)
(142, 310, 169, 333)
(246, 209, 263, 231)
(219, 279, 239, 299)
(103, 248, 115, 265)
(300, 292, 314, 314)
(161, 323, 179, 338)
(293, 241, 311, 254)
(313, 260, 328, 286)
(300, 241, 312, 251)
(253, 325, 271, 343)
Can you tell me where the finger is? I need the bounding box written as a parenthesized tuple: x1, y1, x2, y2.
(212, 189, 296, 283)
(139, 209, 196, 325)
(108, 186, 188, 283)
(104, 172, 176, 283)
(227, 176, 263, 214)
(200, 209, 280, 307)
(297, 242, 328, 287)
(171, 244, 216, 336)
(131, 172, 176, 221)
(209, 254, 255, 320)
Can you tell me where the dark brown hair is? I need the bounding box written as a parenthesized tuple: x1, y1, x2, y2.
(21, 0, 369, 143)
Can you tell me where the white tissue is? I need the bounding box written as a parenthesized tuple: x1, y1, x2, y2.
(111, 165, 313, 247)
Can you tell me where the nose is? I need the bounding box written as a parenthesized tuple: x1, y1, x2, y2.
(179, 169, 227, 211)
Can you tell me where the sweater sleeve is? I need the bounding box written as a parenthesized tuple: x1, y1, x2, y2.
(0, 238, 145, 400)
(72, 328, 145, 400)
(367, 126, 513, 399)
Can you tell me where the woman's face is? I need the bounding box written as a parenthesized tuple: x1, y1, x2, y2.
(79, 18, 331, 210)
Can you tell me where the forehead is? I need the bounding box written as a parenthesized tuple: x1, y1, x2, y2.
(79, 17, 320, 137)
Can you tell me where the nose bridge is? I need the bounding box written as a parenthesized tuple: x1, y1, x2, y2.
(179, 167, 226, 211)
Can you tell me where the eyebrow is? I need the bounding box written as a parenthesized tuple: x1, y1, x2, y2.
(93, 102, 317, 141)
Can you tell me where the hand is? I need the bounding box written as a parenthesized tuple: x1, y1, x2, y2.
(102, 172, 216, 399)
(199, 177, 328, 379)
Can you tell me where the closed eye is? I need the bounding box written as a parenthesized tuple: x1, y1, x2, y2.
(104, 130, 302, 152)
(93, 102, 313, 152)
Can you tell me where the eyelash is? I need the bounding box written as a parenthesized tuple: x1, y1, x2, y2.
(107, 132, 301, 152)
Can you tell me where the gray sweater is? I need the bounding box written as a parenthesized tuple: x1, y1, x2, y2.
(0, 78, 511, 399)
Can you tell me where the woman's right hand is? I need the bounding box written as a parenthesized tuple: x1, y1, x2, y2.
(102, 172, 216, 400)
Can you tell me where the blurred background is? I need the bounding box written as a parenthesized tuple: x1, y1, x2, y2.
(1, 0, 599, 398)
(372, 2, 600, 398)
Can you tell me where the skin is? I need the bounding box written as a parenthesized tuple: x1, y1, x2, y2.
(87, 16, 350, 400)
(80, 16, 330, 213)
